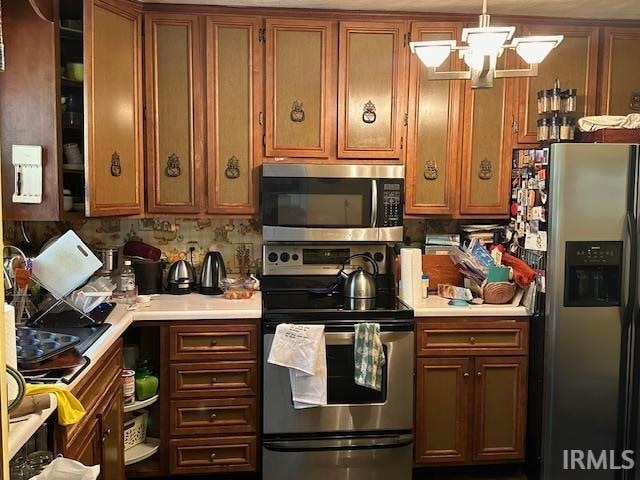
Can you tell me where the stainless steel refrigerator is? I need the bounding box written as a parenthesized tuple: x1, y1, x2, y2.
(542, 143, 639, 479)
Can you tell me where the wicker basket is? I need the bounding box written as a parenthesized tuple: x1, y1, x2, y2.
(483, 282, 517, 304)
(123, 409, 148, 451)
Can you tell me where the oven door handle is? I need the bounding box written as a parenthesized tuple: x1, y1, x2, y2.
(263, 434, 413, 452)
(370, 179, 378, 228)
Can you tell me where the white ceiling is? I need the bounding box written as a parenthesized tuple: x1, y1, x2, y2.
(142, 0, 640, 20)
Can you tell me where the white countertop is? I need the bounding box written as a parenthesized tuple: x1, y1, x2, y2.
(409, 294, 530, 317)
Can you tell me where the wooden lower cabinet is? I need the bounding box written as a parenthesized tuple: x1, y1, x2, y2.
(415, 318, 528, 466)
(169, 436, 257, 474)
(56, 340, 124, 480)
(415, 357, 471, 464)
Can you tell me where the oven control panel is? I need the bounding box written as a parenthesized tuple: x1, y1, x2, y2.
(263, 244, 388, 275)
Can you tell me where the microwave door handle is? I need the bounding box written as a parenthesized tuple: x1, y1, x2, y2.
(370, 180, 378, 228)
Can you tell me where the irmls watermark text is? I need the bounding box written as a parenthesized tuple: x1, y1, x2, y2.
(563, 450, 635, 470)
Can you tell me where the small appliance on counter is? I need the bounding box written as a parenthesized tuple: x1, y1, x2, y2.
(131, 258, 164, 294)
(199, 251, 226, 295)
(166, 259, 196, 295)
(93, 246, 119, 276)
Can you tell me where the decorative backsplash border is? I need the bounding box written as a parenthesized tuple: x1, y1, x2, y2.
(3, 218, 458, 275)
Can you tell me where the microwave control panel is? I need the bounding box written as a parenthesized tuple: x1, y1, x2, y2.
(381, 181, 403, 227)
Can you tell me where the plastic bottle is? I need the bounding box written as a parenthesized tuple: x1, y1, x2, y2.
(120, 260, 136, 303)
(421, 274, 430, 299)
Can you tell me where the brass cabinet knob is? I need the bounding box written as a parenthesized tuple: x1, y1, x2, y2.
(469, 336, 477, 344)
(463, 372, 470, 378)
(210, 412, 217, 420)
(210, 452, 217, 461)
(210, 339, 218, 347)
(477, 371, 483, 377)
(210, 377, 217, 384)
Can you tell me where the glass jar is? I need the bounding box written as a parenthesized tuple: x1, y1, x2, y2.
(560, 116, 572, 140)
(537, 90, 544, 114)
(537, 118, 550, 141)
(550, 115, 561, 141)
(568, 117, 576, 140)
(550, 87, 562, 111)
(564, 89, 577, 112)
(25, 451, 54, 476)
(135, 360, 159, 401)
(541, 89, 551, 113)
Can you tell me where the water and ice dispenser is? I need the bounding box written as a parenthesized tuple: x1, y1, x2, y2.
(564, 241, 623, 307)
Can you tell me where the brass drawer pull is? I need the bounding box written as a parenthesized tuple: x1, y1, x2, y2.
(290, 99, 305, 122)
(210, 377, 218, 384)
(210, 452, 217, 461)
(210, 339, 218, 347)
(209, 412, 217, 420)
(463, 372, 470, 378)
(469, 336, 477, 344)
(477, 371, 483, 377)
(225, 156, 240, 179)
(110, 151, 122, 177)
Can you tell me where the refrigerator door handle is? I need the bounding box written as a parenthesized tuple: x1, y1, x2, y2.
(263, 434, 414, 452)
(623, 211, 638, 329)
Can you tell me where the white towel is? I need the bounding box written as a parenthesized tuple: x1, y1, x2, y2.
(267, 324, 327, 409)
(578, 114, 640, 132)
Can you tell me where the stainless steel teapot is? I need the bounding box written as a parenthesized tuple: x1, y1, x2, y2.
(339, 253, 379, 299)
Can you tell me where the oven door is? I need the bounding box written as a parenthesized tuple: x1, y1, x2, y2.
(263, 326, 414, 434)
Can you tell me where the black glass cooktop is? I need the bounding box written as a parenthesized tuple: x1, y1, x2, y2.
(262, 290, 413, 321)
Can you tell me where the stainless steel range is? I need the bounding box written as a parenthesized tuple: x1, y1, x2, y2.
(261, 243, 414, 480)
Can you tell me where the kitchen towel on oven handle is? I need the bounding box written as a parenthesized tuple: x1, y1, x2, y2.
(354, 322, 385, 391)
(267, 323, 327, 409)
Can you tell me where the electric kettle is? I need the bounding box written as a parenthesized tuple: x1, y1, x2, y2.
(199, 251, 227, 295)
(339, 253, 379, 299)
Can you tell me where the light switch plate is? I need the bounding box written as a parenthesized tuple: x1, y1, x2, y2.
(12, 145, 43, 204)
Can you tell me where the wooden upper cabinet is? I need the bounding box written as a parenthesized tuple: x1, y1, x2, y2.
(515, 24, 599, 144)
(337, 21, 408, 159)
(472, 356, 527, 462)
(415, 357, 471, 464)
(145, 13, 204, 213)
(406, 22, 463, 215)
(206, 16, 262, 215)
(459, 53, 515, 216)
(265, 19, 335, 158)
(600, 28, 640, 115)
(84, 0, 143, 216)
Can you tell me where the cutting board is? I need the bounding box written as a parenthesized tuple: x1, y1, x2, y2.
(32, 230, 102, 299)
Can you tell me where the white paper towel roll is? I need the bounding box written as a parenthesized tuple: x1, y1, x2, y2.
(400, 248, 422, 307)
(4, 303, 17, 369)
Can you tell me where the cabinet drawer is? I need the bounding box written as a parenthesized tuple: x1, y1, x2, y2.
(170, 436, 257, 474)
(417, 321, 528, 356)
(170, 324, 258, 361)
(170, 398, 257, 436)
(170, 362, 257, 398)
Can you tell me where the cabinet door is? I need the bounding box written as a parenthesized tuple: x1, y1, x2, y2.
(515, 25, 599, 144)
(337, 21, 407, 159)
(84, 0, 143, 216)
(459, 54, 515, 216)
(472, 356, 527, 462)
(99, 386, 124, 480)
(600, 27, 640, 115)
(206, 16, 262, 215)
(415, 357, 471, 464)
(66, 416, 102, 469)
(145, 13, 204, 213)
(406, 22, 462, 215)
(265, 19, 335, 158)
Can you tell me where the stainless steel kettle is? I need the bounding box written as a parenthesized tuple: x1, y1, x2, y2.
(200, 251, 226, 295)
(339, 253, 379, 299)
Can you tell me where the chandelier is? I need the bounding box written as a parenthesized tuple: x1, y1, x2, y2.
(409, 0, 563, 89)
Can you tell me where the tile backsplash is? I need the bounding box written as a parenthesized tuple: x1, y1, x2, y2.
(3, 217, 459, 275)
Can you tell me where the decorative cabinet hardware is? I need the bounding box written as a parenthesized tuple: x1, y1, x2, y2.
(101, 427, 112, 443)
(631, 90, 640, 111)
(424, 159, 438, 180)
(209, 412, 217, 420)
(476, 371, 483, 377)
(165, 153, 182, 177)
(210, 377, 218, 384)
(478, 158, 492, 180)
(469, 336, 477, 344)
(224, 156, 241, 179)
(362, 100, 377, 124)
(463, 372, 470, 378)
(290, 100, 305, 122)
(110, 151, 122, 177)
(209, 452, 217, 461)
(210, 339, 218, 346)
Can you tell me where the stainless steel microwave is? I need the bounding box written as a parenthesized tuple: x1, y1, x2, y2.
(262, 164, 404, 242)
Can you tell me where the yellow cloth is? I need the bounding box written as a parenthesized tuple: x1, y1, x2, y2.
(25, 384, 86, 426)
